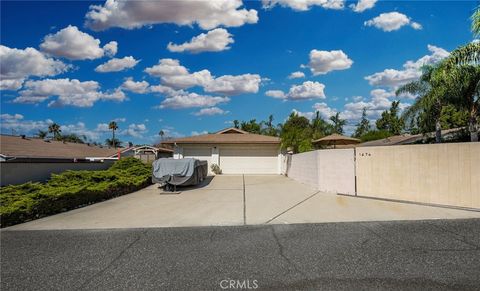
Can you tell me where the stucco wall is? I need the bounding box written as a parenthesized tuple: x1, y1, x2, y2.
(317, 149, 355, 195)
(285, 151, 319, 189)
(0, 161, 115, 186)
(286, 149, 355, 194)
(356, 143, 480, 209)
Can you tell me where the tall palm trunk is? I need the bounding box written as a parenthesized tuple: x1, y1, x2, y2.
(112, 129, 116, 148)
(469, 107, 479, 142)
(434, 100, 442, 143)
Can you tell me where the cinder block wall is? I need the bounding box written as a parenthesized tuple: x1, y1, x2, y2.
(356, 143, 480, 209)
(285, 150, 319, 189)
(317, 149, 355, 195)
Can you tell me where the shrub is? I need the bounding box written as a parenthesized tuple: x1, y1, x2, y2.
(0, 157, 152, 227)
(210, 164, 222, 175)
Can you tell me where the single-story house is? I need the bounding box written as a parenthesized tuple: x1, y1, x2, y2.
(162, 127, 282, 174)
(133, 145, 173, 162)
(358, 128, 466, 147)
(0, 135, 168, 185)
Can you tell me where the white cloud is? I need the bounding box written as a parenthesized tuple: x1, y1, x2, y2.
(13, 78, 127, 107)
(159, 92, 229, 109)
(103, 41, 118, 57)
(121, 123, 147, 138)
(40, 25, 116, 60)
(85, 0, 258, 31)
(364, 12, 422, 32)
(191, 130, 209, 136)
(167, 28, 234, 53)
(95, 56, 139, 73)
(145, 58, 261, 95)
(265, 90, 286, 99)
(349, 0, 377, 13)
(145, 58, 213, 89)
(204, 74, 261, 95)
(0, 45, 69, 90)
(262, 0, 345, 11)
(121, 78, 149, 93)
(268, 81, 326, 100)
(0, 114, 51, 135)
(288, 71, 305, 79)
(193, 107, 229, 116)
(95, 123, 111, 133)
(304, 49, 353, 75)
(365, 45, 449, 88)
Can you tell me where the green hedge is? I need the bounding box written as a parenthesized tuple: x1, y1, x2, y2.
(0, 157, 152, 227)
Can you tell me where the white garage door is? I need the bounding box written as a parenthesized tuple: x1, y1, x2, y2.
(183, 146, 211, 164)
(219, 145, 279, 174)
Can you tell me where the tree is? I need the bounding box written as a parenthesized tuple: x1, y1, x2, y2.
(329, 112, 346, 134)
(396, 65, 445, 141)
(108, 121, 119, 148)
(37, 130, 48, 139)
(61, 133, 85, 144)
(376, 101, 405, 136)
(442, 65, 480, 141)
(159, 130, 165, 141)
(240, 119, 261, 134)
(353, 108, 371, 138)
(105, 138, 122, 148)
(261, 115, 279, 136)
(233, 120, 240, 129)
(48, 123, 61, 140)
(280, 112, 313, 153)
(311, 111, 332, 139)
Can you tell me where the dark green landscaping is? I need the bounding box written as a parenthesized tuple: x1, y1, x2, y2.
(0, 158, 151, 227)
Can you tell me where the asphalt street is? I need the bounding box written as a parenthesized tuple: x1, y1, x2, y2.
(2, 219, 480, 290)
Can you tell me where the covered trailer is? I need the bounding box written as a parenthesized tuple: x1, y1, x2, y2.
(152, 158, 208, 191)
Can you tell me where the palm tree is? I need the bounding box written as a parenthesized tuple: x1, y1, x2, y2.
(442, 65, 480, 142)
(158, 130, 165, 141)
(397, 65, 447, 143)
(329, 112, 346, 134)
(105, 138, 121, 148)
(108, 121, 118, 148)
(48, 123, 61, 140)
(445, 7, 480, 66)
(37, 130, 48, 139)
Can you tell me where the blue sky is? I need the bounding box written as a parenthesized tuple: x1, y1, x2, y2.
(0, 0, 477, 144)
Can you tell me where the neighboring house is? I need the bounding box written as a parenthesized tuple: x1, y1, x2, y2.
(0, 134, 133, 186)
(163, 127, 282, 174)
(133, 145, 173, 162)
(358, 128, 466, 147)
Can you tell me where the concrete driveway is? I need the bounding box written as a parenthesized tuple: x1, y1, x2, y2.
(6, 175, 480, 230)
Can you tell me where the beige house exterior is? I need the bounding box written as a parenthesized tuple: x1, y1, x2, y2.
(163, 128, 282, 174)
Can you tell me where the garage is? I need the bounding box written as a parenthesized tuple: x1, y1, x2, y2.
(163, 127, 281, 175)
(219, 145, 279, 174)
(183, 146, 211, 164)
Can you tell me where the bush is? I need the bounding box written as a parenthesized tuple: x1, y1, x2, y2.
(0, 157, 152, 227)
(210, 164, 222, 175)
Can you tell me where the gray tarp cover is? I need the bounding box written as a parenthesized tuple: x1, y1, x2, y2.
(152, 158, 208, 186)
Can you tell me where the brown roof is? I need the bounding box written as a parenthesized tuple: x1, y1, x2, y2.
(0, 135, 128, 159)
(357, 128, 465, 147)
(313, 134, 361, 145)
(163, 127, 281, 144)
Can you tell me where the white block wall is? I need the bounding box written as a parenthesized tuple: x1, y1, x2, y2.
(285, 149, 356, 195)
(285, 150, 319, 189)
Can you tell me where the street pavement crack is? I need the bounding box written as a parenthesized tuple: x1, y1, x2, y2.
(76, 229, 148, 290)
(269, 225, 307, 278)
